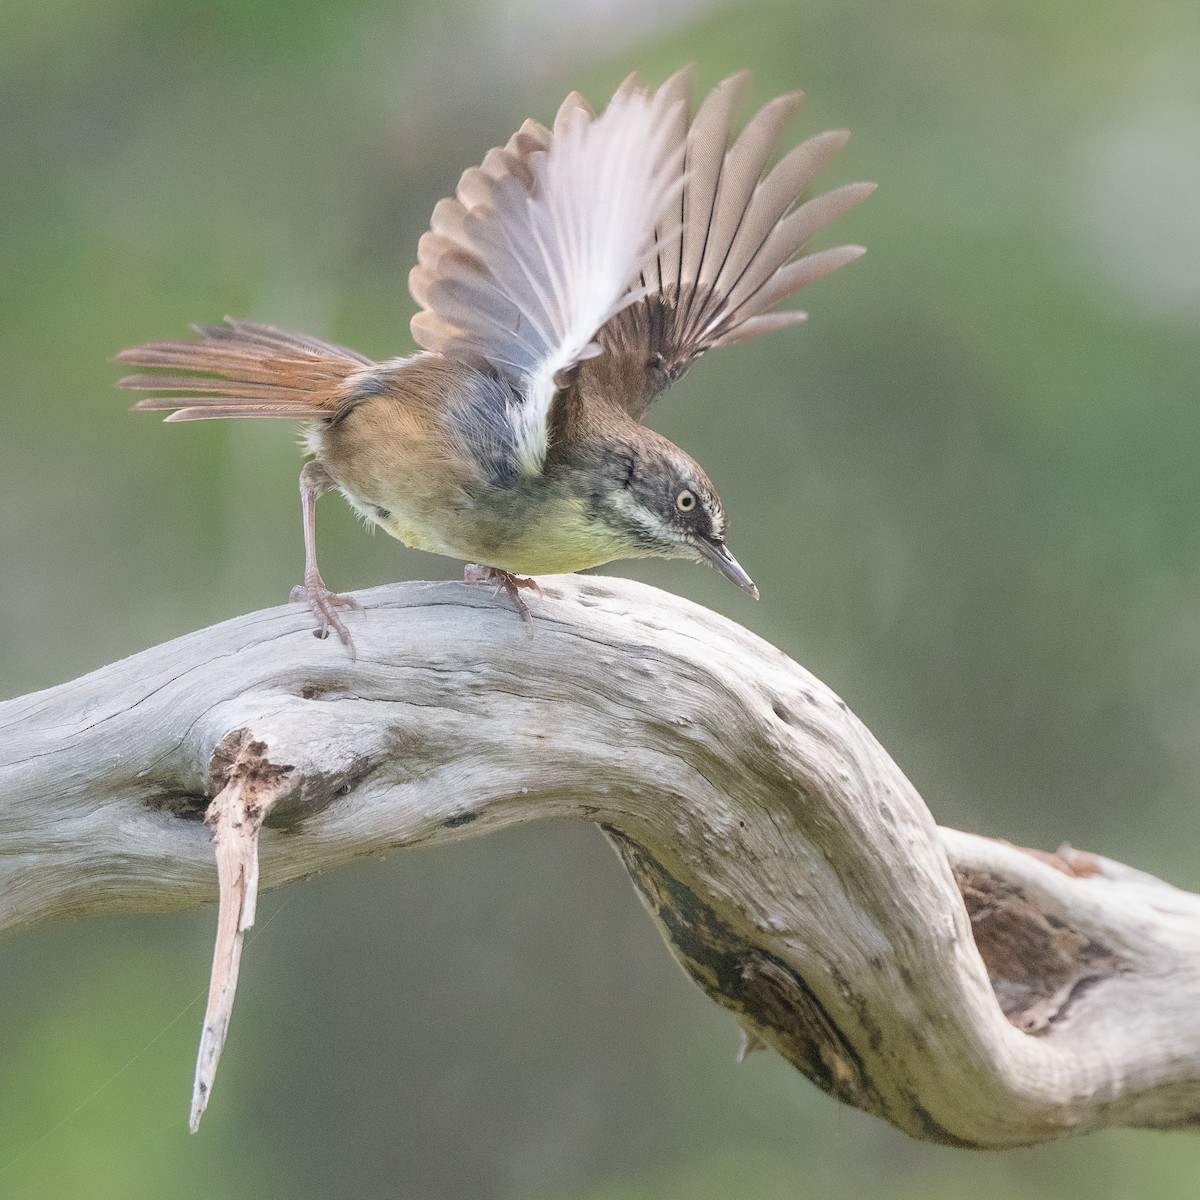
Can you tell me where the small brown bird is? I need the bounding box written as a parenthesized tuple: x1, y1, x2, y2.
(118, 68, 871, 652)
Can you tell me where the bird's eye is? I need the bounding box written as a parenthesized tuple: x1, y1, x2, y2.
(675, 488, 697, 513)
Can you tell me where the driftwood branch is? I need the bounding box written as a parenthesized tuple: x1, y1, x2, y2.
(2, 577, 1198, 1145)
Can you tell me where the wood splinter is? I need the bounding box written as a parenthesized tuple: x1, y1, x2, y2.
(190, 730, 290, 1133)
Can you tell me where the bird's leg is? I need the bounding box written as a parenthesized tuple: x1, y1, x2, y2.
(289, 459, 363, 652)
(463, 564, 543, 623)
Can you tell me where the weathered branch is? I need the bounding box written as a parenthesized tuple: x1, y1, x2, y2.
(2, 577, 1198, 1145)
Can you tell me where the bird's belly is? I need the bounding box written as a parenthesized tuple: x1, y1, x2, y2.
(348, 489, 625, 575)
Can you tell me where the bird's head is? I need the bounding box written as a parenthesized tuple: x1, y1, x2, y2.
(594, 430, 759, 598)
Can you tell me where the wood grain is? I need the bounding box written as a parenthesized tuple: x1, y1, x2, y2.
(2, 577, 1198, 1144)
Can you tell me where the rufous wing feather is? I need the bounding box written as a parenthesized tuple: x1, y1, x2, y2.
(587, 71, 875, 420)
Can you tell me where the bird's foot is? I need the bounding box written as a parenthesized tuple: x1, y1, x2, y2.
(464, 564, 542, 623)
(290, 575, 363, 654)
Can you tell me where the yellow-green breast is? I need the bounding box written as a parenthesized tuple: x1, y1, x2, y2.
(370, 494, 642, 575)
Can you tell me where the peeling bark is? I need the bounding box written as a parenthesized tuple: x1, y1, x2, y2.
(1, 577, 1198, 1145)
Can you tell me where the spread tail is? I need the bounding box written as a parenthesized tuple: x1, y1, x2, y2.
(115, 317, 374, 421)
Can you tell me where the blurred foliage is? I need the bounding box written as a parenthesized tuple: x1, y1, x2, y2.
(2, 0, 1200, 1196)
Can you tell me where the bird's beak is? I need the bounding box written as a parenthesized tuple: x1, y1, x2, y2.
(694, 536, 760, 600)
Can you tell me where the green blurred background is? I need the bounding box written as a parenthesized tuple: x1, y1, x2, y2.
(2, 0, 1199, 1195)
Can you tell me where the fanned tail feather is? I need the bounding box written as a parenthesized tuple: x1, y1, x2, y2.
(115, 317, 373, 422)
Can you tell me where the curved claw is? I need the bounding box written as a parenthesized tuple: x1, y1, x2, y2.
(289, 579, 363, 655)
(464, 565, 542, 623)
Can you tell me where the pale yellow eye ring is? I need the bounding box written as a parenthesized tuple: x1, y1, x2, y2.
(675, 489, 697, 513)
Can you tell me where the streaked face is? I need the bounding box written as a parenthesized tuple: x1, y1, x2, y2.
(604, 445, 758, 597)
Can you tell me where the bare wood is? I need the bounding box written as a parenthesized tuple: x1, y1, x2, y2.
(1, 576, 1198, 1146)
(189, 730, 285, 1131)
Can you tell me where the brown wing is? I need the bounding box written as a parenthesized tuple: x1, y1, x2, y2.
(407, 77, 687, 475)
(580, 68, 874, 421)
